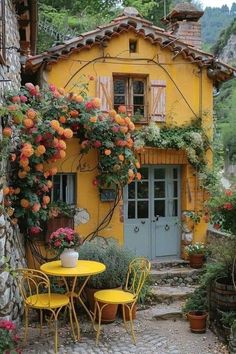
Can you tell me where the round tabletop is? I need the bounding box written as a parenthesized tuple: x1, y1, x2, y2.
(40, 260, 106, 277)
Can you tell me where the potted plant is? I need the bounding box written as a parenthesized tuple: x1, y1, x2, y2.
(220, 311, 236, 339)
(182, 287, 208, 333)
(48, 227, 82, 267)
(185, 242, 206, 268)
(79, 238, 134, 322)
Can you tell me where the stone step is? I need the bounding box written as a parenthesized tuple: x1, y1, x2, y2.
(150, 285, 196, 305)
(138, 301, 185, 321)
(151, 259, 190, 270)
(150, 267, 203, 286)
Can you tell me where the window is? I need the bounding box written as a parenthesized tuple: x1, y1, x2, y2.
(129, 39, 138, 53)
(0, 0, 6, 64)
(52, 173, 76, 205)
(113, 76, 147, 122)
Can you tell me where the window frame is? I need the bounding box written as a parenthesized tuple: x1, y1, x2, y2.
(113, 74, 148, 123)
(51, 173, 76, 205)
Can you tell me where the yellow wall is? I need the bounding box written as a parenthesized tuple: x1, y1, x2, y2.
(43, 31, 213, 254)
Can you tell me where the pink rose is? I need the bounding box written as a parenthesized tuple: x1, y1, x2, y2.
(54, 240, 62, 247)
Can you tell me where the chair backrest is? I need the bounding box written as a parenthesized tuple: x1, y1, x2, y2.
(124, 257, 151, 298)
(16, 268, 51, 307)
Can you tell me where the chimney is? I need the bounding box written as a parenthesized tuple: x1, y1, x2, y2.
(162, 2, 204, 49)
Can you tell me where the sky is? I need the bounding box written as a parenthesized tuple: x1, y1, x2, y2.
(201, 0, 235, 8)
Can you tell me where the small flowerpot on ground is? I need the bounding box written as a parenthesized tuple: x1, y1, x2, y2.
(187, 311, 208, 333)
(189, 254, 205, 269)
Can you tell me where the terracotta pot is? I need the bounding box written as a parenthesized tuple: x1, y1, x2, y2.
(119, 303, 137, 321)
(188, 311, 207, 333)
(85, 287, 118, 323)
(189, 254, 204, 269)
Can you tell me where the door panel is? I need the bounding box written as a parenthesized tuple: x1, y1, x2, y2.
(124, 166, 181, 259)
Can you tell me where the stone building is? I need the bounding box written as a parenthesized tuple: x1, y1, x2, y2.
(0, 0, 37, 321)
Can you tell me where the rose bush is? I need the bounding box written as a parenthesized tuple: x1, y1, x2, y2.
(206, 187, 236, 235)
(0, 320, 21, 353)
(1, 82, 140, 235)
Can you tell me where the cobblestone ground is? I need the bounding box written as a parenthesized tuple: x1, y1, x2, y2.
(20, 307, 228, 354)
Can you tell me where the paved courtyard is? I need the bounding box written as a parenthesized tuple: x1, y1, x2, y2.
(20, 305, 228, 354)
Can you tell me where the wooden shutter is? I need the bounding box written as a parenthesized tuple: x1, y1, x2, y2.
(96, 76, 113, 112)
(150, 80, 166, 122)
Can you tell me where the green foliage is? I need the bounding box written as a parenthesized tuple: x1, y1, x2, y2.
(221, 311, 236, 328)
(199, 262, 228, 288)
(212, 17, 236, 57)
(79, 238, 134, 289)
(182, 287, 208, 313)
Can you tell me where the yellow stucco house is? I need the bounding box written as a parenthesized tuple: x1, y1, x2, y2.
(25, 4, 235, 260)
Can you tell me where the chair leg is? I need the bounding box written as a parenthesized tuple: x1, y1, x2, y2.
(39, 309, 43, 335)
(24, 306, 29, 344)
(68, 304, 76, 341)
(129, 305, 136, 345)
(122, 304, 128, 332)
(54, 318, 58, 354)
(95, 301, 102, 345)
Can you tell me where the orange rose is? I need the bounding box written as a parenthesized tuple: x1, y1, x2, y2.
(118, 105, 126, 113)
(57, 127, 64, 136)
(92, 97, 101, 109)
(3, 187, 10, 195)
(75, 95, 84, 103)
(70, 110, 79, 118)
(23, 118, 34, 128)
(59, 150, 66, 159)
(50, 167, 57, 176)
(35, 163, 44, 172)
(3, 127, 12, 137)
(129, 122, 135, 131)
(135, 161, 141, 169)
(36, 145, 46, 155)
(109, 109, 117, 118)
(104, 149, 111, 156)
(20, 199, 30, 208)
(32, 203, 41, 212)
(118, 154, 124, 161)
(125, 117, 131, 125)
(63, 128, 73, 139)
(18, 170, 27, 179)
(27, 109, 37, 120)
(50, 120, 60, 130)
(43, 196, 50, 205)
(136, 172, 142, 180)
(58, 140, 66, 150)
(19, 157, 29, 167)
(120, 126, 128, 134)
(22, 143, 34, 157)
(59, 116, 66, 124)
(89, 116, 97, 123)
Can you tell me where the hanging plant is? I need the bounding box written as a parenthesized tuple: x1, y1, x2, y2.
(1, 83, 140, 235)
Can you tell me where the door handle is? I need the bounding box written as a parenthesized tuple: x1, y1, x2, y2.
(155, 215, 159, 221)
(134, 226, 139, 233)
(165, 224, 170, 231)
(141, 221, 145, 224)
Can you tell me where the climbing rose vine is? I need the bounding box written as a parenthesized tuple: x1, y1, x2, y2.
(1, 83, 140, 235)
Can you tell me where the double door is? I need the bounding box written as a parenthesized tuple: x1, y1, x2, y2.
(124, 166, 181, 259)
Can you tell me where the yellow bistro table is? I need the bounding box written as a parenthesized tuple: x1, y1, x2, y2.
(40, 260, 106, 340)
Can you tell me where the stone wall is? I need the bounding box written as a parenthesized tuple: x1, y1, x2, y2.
(0, 0, 26, 321)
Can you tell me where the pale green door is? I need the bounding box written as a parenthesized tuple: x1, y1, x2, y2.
(124, 166, 181, 259)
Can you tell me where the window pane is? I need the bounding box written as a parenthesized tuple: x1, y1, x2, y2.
(173, 168, 178, 179)
(137, 182, 148, 199)
(173, 181, 178, 198)
(171, 200, 178, 216)
(114, 80, 126, 94)
(114, 96, 125, 105)
(52, 174, 76, 204)
(155, 200, 165, 217)
(140, 168, 148, 179)
(128, 183, 135, 199)
(137, 201, 148, 218)
(134, 106, 144, 116)
(133, 80, 144, 94)
(154, 168, 165, 179)
(53, 175, 61, 201)
(133, 96, 144, 105)
(154, 181, 165, 198)
(128, 201, 135, 219)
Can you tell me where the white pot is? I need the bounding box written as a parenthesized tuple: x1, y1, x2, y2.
(60, 248, 79, 268)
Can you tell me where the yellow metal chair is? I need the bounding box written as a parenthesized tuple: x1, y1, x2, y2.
(16, 268, 74, 353)
(93, 257, 151, 345)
